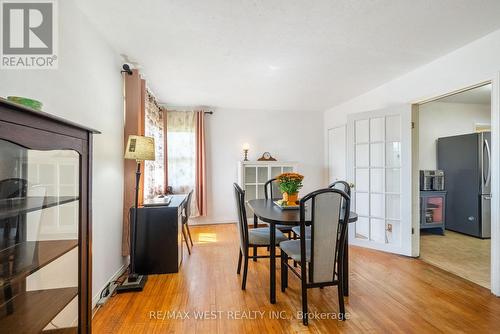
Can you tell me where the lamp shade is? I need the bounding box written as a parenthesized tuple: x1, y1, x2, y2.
(124, 135, 156, 161)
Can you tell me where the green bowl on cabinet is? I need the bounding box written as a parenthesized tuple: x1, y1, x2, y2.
(7, 96, 43, 111)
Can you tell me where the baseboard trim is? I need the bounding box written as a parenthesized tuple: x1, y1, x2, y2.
(92, 263, 127, 311)
(189, 219, 235, 226)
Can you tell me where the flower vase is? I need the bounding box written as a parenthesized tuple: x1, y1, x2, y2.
(283, 192, 298, 205)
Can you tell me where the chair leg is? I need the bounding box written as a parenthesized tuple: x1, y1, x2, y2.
(237, 249, 242, 274)
(182, 225, 191, 255)
(253, 215, 258, 262)
(338, 273, 346, 320)
(293, 232, 297, 267)
(185, 222, 194, 246)
(242, 253, 249, 290)
(281, 250, 288, 292)
(301, 268, 308, 326)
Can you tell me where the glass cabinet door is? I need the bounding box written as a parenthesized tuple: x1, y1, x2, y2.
(423, 196, 444, 225)
(0, 139, 80, 333)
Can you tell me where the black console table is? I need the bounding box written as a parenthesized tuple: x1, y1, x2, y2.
(132, 194, 187, 274)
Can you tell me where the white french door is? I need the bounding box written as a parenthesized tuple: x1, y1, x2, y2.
(347, 105, 414, 256)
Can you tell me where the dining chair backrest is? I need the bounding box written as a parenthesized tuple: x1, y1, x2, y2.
(299, 188, 350, 284)
(0, 178, 27, 199)
(329, 180, 351, 216)
(233, 183, 249, 253)
(328, 180, 351, 196)
(264, 178, 281, 200)
(184, 189, 194, 218)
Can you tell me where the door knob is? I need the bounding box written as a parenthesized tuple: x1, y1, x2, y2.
(468, 216, 475, 222)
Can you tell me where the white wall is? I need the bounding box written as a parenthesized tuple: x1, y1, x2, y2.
(419, 102, 490, 170)
(0, 0, 125, 307)
(192, 108, 323, 224)
(323, 27, 500, 295)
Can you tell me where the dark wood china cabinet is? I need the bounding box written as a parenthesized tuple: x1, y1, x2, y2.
(0, 99, 98, 333)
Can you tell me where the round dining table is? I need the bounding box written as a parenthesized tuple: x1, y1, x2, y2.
(247, 198, 358, 304)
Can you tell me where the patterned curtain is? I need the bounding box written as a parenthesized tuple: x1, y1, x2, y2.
(144, 91, 165, 199)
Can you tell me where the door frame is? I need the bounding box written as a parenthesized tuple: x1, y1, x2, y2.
(413, 78, 500, 296)
(327, 125, 347, 183)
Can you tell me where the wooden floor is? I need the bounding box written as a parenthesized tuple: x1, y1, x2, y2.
(93, 224, 500, 333)
(420, 230, 490, 288)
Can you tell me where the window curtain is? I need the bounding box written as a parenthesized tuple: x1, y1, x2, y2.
(196, 111, 207, 216)
(144, 90, 165, 199)
(122, 71, 145, 256)
(166, 110, 207, 216)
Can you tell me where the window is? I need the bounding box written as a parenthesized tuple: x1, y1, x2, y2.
(166, 111, 196, 194)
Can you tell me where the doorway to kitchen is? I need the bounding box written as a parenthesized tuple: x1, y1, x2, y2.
(415, 83, 492, 288)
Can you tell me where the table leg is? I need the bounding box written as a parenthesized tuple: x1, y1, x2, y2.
(343, 225, 349, 296)
(253, 215, 258, 262)
(269, 222, 276, 304)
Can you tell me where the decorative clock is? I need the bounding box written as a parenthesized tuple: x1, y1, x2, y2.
(258, 152, 277, 161)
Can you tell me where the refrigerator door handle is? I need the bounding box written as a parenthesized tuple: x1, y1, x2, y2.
(484, 138, 491, 188)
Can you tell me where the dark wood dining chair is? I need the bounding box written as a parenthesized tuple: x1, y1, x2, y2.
(182, 190, 194, 254)
(292, 181, 351, 238)
(280, 188, 351, 325)
(233, 183, 287, 290)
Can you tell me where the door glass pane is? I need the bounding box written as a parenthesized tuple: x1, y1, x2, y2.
(386, 194, 400, 220)
(355, 192, 369, 216)
(257, 167, 268, 183)
(257, 184, 265, 199)
(370, 117, 385, 142)
(355, 119, 369, 143)
(271, 167, 281, 178)
(0, 139, 79, 332)
(386, 115, 401, 141)
(370, 168, 384, 193)
(370, 218, 385, 243)
(355, 168, 369, 192)
(356, 144, 369, 167)
(370, 143, 384, 167)
(386, 142, 401, 167)
(245, 185, 256, 200)
(245, 167, 256, 183)
(355, 216, 369, 240)
(386, 220, 400, 245)
(283, 166, 293, 173)
(370, 193, 384, 218)
(386, 168, 400, 193)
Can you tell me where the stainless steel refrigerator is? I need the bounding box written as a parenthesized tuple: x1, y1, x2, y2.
(437, 132, 491, 238)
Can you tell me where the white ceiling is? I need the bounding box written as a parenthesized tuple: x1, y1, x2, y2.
(76, 0, 500, 112)
(437, 84, 491, 105)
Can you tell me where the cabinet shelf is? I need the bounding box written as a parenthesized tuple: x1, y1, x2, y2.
(0, 287, 77, 333)
(0, 196, 79, 220)
(0, 240, 78, 284)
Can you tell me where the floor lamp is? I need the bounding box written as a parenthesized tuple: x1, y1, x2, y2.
(117, 135, 155, 292)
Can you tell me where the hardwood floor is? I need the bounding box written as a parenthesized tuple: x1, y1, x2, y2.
(420, 230, 490, 288)
(92, 224, 500, 333)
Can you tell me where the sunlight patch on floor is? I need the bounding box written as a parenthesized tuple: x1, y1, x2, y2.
(197, 232, 217, 243)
